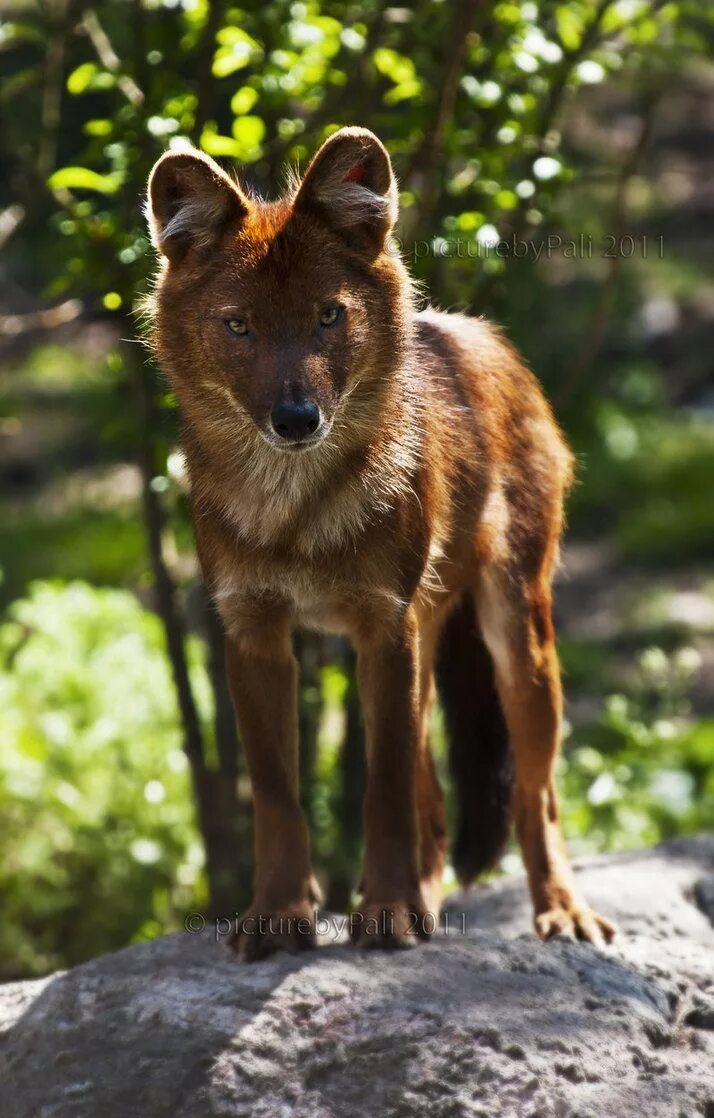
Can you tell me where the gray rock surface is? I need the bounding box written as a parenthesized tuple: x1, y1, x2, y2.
(1, 838, 713, 1118)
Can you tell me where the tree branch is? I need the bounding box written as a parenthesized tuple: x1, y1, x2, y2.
(191, 0, 225, 144)
(79, 8, 144, 106)
(403, 0, 482, 236)
(472, 0, 620, 309)
(557, 95, 659, 410)
(38, 0, 77, 179)
(130, 352, 205, 768)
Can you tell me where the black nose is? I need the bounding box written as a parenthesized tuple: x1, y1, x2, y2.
(270, 399, 321, 441)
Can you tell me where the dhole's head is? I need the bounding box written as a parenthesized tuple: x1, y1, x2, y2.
(146, 128, 410, 457)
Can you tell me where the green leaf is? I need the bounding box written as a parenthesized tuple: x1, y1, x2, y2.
(199, 131, 243, 159)
(384, 79, 422, 105)
(212, 26, 262, 78)
(230, 115, 265, 161)
(230, 86, 259, 115)
(373, 47, 417, 85)
(83, 119, 113, 137)
(48, 167, 123, 194)
(0, 21, 45, 48)
(555, 6, 583, 51)
(67, 62, 99, 95)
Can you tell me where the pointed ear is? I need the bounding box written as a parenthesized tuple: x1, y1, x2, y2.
(146, 148, 248, 262)
(293, 127, 397, 254)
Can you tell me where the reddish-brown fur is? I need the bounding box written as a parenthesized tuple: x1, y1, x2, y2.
(146, 128, 615, 958)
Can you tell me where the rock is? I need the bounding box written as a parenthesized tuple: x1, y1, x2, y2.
(1, 838, 713, 1118)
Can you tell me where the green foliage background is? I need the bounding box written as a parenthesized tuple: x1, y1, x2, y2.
(0, 0, 712, 978)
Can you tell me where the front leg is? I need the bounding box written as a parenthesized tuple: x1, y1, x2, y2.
(224, 613, 316, 960)
(352, 607, 431, 948)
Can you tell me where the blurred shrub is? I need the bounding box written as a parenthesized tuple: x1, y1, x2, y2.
(0, 581, 711, 977)
(569, 409, 714, 566)
(0, 581, 206, 978)
(561, 644, 714, 852)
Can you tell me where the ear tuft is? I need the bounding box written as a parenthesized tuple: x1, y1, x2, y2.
(293, 127, 397, 252)
(146, 148, 248, 262)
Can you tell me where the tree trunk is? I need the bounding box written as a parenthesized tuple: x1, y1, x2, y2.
(128, 344, 248, 917)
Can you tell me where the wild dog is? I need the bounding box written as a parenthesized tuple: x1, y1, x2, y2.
(145, 127, 616, 959)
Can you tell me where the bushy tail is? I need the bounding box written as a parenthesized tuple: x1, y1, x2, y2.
(436, 592, 512, 883)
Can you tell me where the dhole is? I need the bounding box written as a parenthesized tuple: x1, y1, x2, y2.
(146, 127, 615, 959)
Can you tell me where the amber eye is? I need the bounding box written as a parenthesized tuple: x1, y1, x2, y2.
(225, 318, 248, 337)
(319, 305, 341, 328)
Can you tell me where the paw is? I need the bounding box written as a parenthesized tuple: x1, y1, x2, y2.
(350, 897, 434, 949)
(307, 874, 323, 905)
(419, 874, 444, 921)
(535, 904, 617, 946)
(231, 900, 316, 962)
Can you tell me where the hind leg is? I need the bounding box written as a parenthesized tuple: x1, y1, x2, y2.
(416, 618, 448, 916)
(475, 567, 616, 945)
